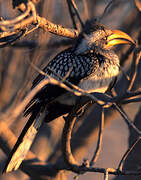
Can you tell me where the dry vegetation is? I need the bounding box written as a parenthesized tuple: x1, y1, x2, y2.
(0, 0, 141, 180)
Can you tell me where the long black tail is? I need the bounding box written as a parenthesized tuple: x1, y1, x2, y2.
(3, 108, 44, 173)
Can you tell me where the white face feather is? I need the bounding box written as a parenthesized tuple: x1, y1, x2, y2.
(75, 29, 112, 55)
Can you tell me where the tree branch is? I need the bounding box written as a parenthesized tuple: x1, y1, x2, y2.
(90, 107, 104, 166)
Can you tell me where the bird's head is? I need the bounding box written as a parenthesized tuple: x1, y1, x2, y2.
(75, 20, 135, 55)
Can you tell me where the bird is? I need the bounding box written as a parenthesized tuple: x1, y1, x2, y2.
(3, 20, 135, 173)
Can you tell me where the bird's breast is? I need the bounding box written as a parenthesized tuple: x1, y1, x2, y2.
(78, 77, 113, 93)
(79, 61, 119, 93)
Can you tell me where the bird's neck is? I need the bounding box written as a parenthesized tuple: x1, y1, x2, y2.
(93, 48, 119, 65)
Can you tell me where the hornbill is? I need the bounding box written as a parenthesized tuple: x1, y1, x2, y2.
(3, 20, 135, 173)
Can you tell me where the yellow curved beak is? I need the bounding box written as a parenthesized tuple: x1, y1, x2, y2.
(106, 30, 135, 48)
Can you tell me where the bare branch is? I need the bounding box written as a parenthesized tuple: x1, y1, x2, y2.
(134, 0, 141, 11)
(0, 0, 79, 46)
(100, 0, 114, 21)
(90, 108, 104, 166)
(66, 0, 84, 29)
(118, 137, 141, 171)
(62, 111, 79, 166)
(128, 46, 141, 91)
(113, 104, 141, 136)
(0, 30, 26, 48)
(36, 15, 79, 38)
(104, 169, 109, 180)
(66, 0, 78, 29)
(0, 2, 33, 26)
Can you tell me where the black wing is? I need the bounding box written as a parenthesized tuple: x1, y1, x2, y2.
(24, 48, 98, 117)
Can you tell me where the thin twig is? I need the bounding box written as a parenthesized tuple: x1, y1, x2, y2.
(66, 0, 77, 29)
(114, 104, 141, 136)
(67, 0, 84, 28)
(0, 30, 26, 48)
(62, 160, 141, 176)
(121, 97, 141, 104)
(118, 137, 141, 171)
(62, 111, 79, 166)
(71, 0, 84, 28)
(112, 89, 141, 104)
(134, 0, 141, 11)
(120, 45, 135, 67)
(104, 169, 109, 180)
(128, 47, 141, 91)
(90, 108, 104, 166)
(100, 0, 114, 21)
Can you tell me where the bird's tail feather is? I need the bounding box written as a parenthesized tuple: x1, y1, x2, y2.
(3, 109, 45, 173)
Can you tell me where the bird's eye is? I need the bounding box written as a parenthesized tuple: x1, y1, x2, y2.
(102, 37, 107, 44)
(103, 36, 107, 41)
